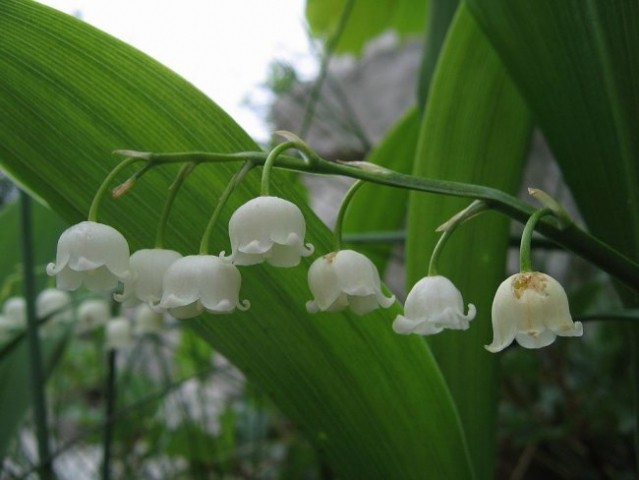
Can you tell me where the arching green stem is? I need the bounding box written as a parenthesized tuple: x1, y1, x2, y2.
(155, 162, 195, 248)
(428, 200, 488, 276)
(88, 156, 144, 222)
(428, 229, 454, 277)
(260, 142, 297, 196)
(520, 208, 553, 272)
(114, 149, 639, 291)
(199, 161, 254, 255)
(333, 180, 366, 251)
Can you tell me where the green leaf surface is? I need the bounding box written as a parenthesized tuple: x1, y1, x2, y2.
(406, 5, 532, 478)
(0, 324, 72, 460)
(465, 0, 639, 264)
(417, 0, 460, 109)
(305, 0, 428, 55)
(343, 107, 420, 272)
(465, 0, 639, 468)
(0, 1, 472, 477)
(0, 198, 67, 296)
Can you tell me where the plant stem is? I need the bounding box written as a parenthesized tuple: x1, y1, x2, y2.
(88, 156, 143, 222)
(519, 208, 552, 272)
(117, 150, 639, 291)
(155, 162, 195, 248)
(333, 180, 365, 250)
(102, 349, 117, 480)
(199, 161, 254, 255)
(428, 229, 453, 277)
(260, 142, 296, 196)
(19, 191, 54, 480)
(429, 200, 488, 276)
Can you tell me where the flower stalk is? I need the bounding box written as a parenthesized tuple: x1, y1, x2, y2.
(113, 149, 639, 291)
(156, 162, 196, 249)
(199, 161, 253, 255)
(260, 141, 296, 197)
(519, 208, 553, 273)
(89, 156, 143, 222)
(333, 180, 365, 251)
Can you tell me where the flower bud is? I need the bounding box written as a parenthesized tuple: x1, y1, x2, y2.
(46, 221, 130, 292)
(114, 248, 182, 307)
(393, 276, 476, 335)
(36, 288, 73, 324)
(105, 317, 133, 350)
(133, 304, 165, 335)
(3, 297, 26, 330)
(306, 250, 395, 315)
(77, 298, 110, 331)
(158, 255, 249, 319)
(227, 196, 314, 267)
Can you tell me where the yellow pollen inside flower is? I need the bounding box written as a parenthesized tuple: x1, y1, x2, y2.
(511, 272, 548, 300)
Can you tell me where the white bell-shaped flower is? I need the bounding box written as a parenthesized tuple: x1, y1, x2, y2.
(393, 276, 476, 335)
(46, 221, 130, 292)
(485, 271, 583, 353)
(3, 297, 26, 330)
(157, 255, 249, 320)
(133, 304, 165, 335)
(77, 298, 111, 331)
(36, 288, 73, 324)
(306, 250, 395, 315)
(227, 196, 314, 267)
(105, 317, 133, 350)
(114, 248, 183, 306)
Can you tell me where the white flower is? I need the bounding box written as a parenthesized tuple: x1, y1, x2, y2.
(2, 297, 26, 330)
(157, 255, 249, 319)
(114, 248, 182, 306)
(393, 276, 476, 335)
(36, 288, 73, 324)
(227, 196, 314, 267)
(485, 271, 583, 352)
(105, 317, 133, 350)
(306, 250, 395, 315)
(46, 221, 130, 292)
(133, 304, 165, 335)
(77, 298, 111, 331)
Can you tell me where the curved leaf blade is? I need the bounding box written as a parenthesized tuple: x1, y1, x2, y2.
(465, 0, 639, 261)
(407, 6, 532, 477)
(0, 2, 472, 477)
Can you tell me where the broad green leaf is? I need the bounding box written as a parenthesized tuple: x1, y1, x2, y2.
(306, 0, 428, 55)
(0, 1, 472, 477)
(465, 0, 639, 467)
(417, 0, 460, 108)
(465, 0, 639, 263)
(406, 5, 532, 478)
(343, 106, 420, 271)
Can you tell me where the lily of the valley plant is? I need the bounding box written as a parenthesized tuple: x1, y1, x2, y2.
(45, 140, 587, 354)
